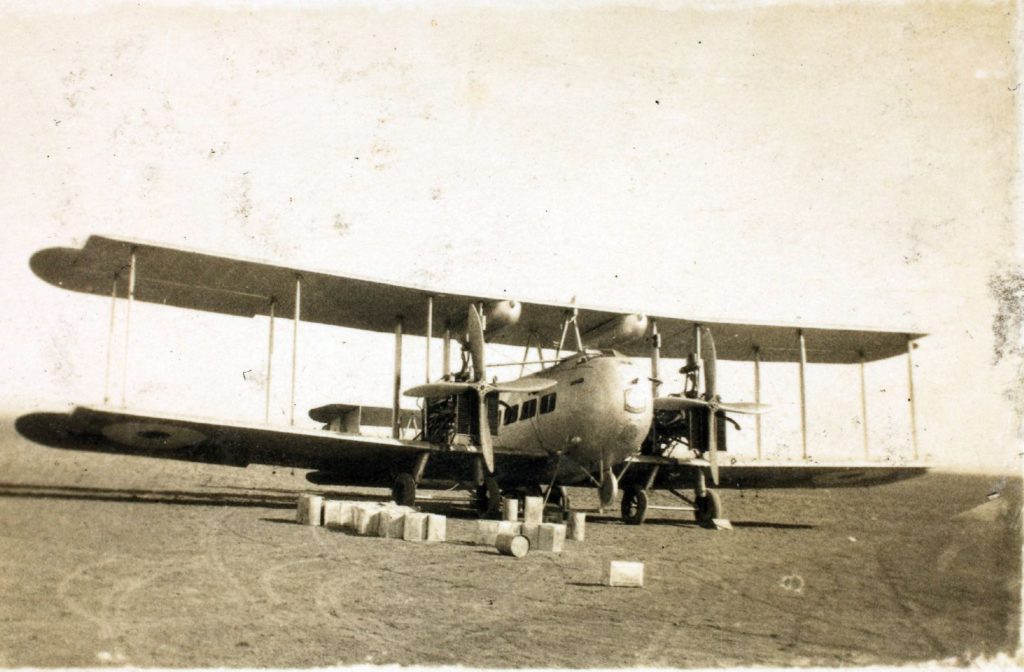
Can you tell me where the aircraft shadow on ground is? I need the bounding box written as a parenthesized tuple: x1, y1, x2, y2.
(0, 479, 816, 528)
(584, 514, 815, 530)
(0, 482, 300, 509)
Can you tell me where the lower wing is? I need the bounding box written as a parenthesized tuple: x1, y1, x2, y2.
(16, 406, 548, 487)
(623, 454, 928, 489)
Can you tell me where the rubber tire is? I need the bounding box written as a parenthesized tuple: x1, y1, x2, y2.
(621, 487, 649, 525)
(476, 476, 502, 518)
(391, 473, 417, 507)
(694, 488, 722, 527)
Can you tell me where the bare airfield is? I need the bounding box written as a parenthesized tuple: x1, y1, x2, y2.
(0, 418, 1018, 668)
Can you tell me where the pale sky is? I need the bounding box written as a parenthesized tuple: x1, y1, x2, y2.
(0, 0, 1018, 472)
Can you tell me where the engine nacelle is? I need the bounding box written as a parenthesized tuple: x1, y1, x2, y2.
(482, 300, 521, 333)
(585, 314, 649, 348)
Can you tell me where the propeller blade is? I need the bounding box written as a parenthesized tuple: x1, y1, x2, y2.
(707, 408, 719, 486)
(717, 401, 772, 415)
(467, 304, 487, 383)
(703, 326, 717, 400)
(407, 378, 558, 399)
(477, 391, 495, 473)
(490, 378, 557, 394)
(403, 382, 475, 398)
(653, 396, 710, 412)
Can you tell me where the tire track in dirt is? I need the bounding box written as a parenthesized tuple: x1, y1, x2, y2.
(873, 547, 946, 654)
(255, 519, 370, 629)
(108, 561, 192, 626)
(197, 507, 262, 613)
(56, 555, 120, 641)
(257, 557, 340, 627)
(57, 552, 194, 663)
(629, 553, 887, 664)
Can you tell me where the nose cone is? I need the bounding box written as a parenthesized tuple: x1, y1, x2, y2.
(565, 356, 652, 471)
(614, 362, 653, 462)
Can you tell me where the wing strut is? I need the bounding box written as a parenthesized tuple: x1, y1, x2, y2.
(121, 247, 137, 408)
(797, 329, 808, 459)
(650, 319, 661, 399)
(265, 298, 275, 424)
(392, 317, 403, 439)
(753, 346, 762, 459)
(425, 296, 433, 383)
(290, 276, 301, 426)
(555, 300, 584, 359)
(442, 324, 451, 378)
(649, 319, 662, 451)
(694, 323, 702, 387)
(907, 336, 919, 460)
(859, 350, 869, 459)
(103, 273, 118, 405)
(422, 297, 433, 438)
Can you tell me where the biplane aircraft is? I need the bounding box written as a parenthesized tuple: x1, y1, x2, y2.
(18, 236, 928, 526)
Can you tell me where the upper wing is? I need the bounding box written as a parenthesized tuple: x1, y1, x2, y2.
(623, 454, 928, 489)
(16, 406, 548, 483)
(31, 235, 924, 363)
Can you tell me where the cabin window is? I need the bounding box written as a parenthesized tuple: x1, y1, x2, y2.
(540, 393, 557, 414)
(521, 399, 537, 420)
(504, 404, 519, 425)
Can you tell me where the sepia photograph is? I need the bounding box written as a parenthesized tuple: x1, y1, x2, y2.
(0, 0, 1020, 668)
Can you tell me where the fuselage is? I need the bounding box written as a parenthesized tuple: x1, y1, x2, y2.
(494, 351, 653, 484)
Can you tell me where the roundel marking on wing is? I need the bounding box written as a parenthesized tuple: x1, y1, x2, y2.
(101, 422, 206, 450)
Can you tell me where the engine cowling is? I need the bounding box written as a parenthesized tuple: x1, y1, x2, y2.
(482, 300, 521, 333)
(585, 314, 649, 348)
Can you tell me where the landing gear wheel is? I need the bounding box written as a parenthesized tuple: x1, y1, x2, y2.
(694, 488, 722, 527)
(475, 476, 502, 518)
(621, 487, 649, 525)
(391, 473, 417, 507)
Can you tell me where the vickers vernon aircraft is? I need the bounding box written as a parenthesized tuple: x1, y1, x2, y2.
(19, 236, 928, 526)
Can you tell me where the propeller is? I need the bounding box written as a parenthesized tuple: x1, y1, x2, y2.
(704, 328, 717, 400)
(652, 326, 771, 487)
(466, 304, 495, 473)
(467, 304, 487, 383)
(703, 327, 720, 486)
(403, 305, 558, 475)
(405, 378, 556, 399)
(654, 397, 771, 415)
(476, 390, 494, 473)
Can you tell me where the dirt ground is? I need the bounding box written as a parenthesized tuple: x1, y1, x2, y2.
(0, 419, 1019, 668)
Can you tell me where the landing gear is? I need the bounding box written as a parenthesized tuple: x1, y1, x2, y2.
(547, 485, 571, 516)
(621, 487, 649, 525)
(599, 469, 619, 508)
(391, 473, 417, 507)
(475, 476, 501, 518)
(694, 488, 722, 527)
